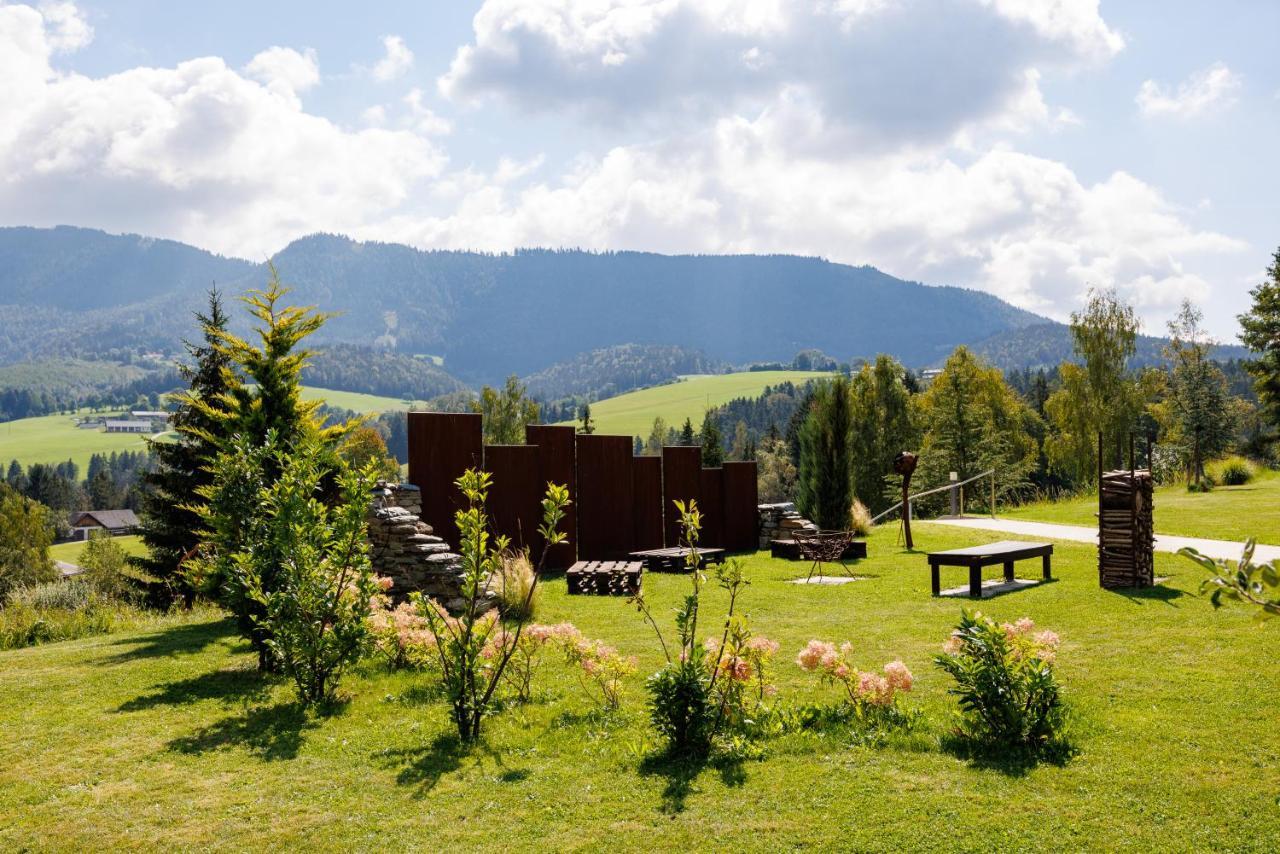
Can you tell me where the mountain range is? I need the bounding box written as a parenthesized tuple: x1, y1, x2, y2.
(0, 226, 1249, 385)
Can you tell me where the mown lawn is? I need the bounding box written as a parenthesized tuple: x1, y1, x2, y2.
(554, 370, 831, 437)
(50, 535, 147, 565)
(1002, 468, 1280, 544)
(0, 409, 157, 473)
(3, 524, 1278, 851)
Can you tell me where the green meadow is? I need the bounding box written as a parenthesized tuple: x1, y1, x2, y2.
(556, 370, 831, 437)
(2, 524, 1277, 851)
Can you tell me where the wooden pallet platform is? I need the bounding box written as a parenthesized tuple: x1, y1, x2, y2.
(566, 561, 642, 596)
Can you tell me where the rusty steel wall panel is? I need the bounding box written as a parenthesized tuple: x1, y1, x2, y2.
(484, 445, 541, 554)
(407, 412, 483, 548)
(699, 467, 725, 548)
(575, 434, 635, 560)
(721, 461, 759, 552)
(632, 455, 664, 550)
(525, 424, 577, 568)
(662, 446, 702, 547)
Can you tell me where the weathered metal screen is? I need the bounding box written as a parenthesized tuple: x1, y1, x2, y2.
(721, 461, 759, 552)
(525, 424, 577, 568)
(484, 444, 541, 553)
(661, 446, 702, 548)
(632, 455, 665, 550)
(575, 434, 635, 559)
(407, 411, 482, 547)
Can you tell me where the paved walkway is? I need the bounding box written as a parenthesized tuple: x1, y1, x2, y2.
(927, 516, 1280, 564)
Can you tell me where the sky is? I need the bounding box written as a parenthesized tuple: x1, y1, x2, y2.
(1, 1, 1276, 341)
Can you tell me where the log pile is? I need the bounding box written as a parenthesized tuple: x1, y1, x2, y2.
(1098, 469, 1155, 588)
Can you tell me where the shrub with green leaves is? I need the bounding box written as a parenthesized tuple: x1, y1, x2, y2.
(633, 501, 769, 755)
(934, 610, 1068, 756)
(415, 469, 570, 742)
(1210, 455, 1255, 486)
(228, 439, 382, 706)
(1181, 539, 1279, 621)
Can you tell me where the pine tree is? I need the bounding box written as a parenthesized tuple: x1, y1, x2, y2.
(795, 376, 853, 530)
(700, 412, 724, 466)
(1239, 247, 1280, 430)
(679, 417, 695, 446)
(133, 290, 237, 606)
(578, 402, 595, 435)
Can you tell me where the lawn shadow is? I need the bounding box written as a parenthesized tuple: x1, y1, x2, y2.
(1112, 584, 1186, 606)
(167, 700, 321, 761)
(102, 617, 240, 664)
(940, 733, 1077, 778)
(637, 749, 747, 814)
(116, 664, 269, 713)
(377, 732, 528, 797)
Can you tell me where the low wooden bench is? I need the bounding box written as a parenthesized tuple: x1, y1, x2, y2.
(927, 541, 1053, 598)
(628, 547, 726, 573)
(566, 561, 643, 596)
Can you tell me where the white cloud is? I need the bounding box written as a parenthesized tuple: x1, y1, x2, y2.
(36, 0, 91, 51)
(372, 34, 414, 81)
(0, 3, 445, 257)
(1136, 62, 1241, 119)
(403, 88, 453, 136)
(439, 0, 1122, 145)
(243, 46, 320, 100)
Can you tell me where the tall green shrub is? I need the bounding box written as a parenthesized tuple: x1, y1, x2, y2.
(0, 486, 56, 599)
(796, 376, 853, 530)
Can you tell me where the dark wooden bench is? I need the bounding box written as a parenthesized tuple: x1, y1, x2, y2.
(566, 561, 643, 596)
(628, 547, 726, 573)
(927, 541, 1053, 598)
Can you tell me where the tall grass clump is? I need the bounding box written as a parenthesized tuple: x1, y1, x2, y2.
(1208, 455, 1255, 486)
(849, 499, 873, 537)
(496, 550, 537, 620)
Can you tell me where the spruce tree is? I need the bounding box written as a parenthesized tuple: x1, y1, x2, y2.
(700, 412, 724, 466)
(679, 417, 695, 445)
(795, 376, 853, 530)
(1239, 247, 1280, 430)
(133, 290, 237, 606)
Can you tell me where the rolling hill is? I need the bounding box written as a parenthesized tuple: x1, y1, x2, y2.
(554, 370, 831, 437)
(0, 227, 1051, 381)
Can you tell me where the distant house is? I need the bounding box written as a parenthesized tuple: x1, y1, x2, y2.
(104, 420, 152, 433)
(77, 419, 103, 430)
(919, 368, 943, 385)
(130, 411, 170, 422)
(69, 509, 140, 539)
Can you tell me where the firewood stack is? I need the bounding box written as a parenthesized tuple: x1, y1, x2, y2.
(1098, 469, 1155, 588)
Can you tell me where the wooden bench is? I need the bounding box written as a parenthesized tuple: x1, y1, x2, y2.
(628, 547, 726, 573)
(566, 561, 643, 596)
(927, 541, 1053, 598)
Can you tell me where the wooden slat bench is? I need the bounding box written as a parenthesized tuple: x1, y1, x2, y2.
(628, 547, 726, 573)
(566, 561, 643, 596)
(927, 541, 1053, 598)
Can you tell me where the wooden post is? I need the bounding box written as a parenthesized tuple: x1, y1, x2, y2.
(990, 471, 996, 519)
(901, 479, 913, 550)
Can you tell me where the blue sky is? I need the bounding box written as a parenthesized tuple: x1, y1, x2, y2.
(1, 1, 1276, 340)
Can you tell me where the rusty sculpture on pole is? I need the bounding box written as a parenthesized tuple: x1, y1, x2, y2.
(893, 451, 919, 550)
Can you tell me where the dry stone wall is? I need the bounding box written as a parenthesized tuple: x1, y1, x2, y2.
(757, 502, 818, 549)
(367, 482, 495, 613)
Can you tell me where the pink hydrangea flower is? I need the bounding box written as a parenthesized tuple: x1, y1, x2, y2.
(1034, 629, 1060, 649)
(797, 639, 837, 671)
(883, 660, 913, 692)
(746, 636, 780, 656)
(942, 634, 963, 655)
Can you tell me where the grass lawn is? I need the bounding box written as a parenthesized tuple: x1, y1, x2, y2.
(1003, 468, 1280, 544)
(555, 370, 831, 437)
(3, 524, 1277, 850)
(0, 410, 158, 473)
(50, 535, 147, 565)
(0, 387, 413, 471)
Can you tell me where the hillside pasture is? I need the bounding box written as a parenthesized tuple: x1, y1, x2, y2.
(555, 370, 831, 437)
(2, 525, 1277, 850)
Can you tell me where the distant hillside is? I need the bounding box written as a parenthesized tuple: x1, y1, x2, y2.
(522, 344, 727, 402)
(0, 227, 1052, 380)
(961, 322, 1252, 371)
(303, 345, 467, 401)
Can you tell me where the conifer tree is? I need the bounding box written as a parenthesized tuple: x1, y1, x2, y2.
(133, 290, 237, 606)
(1239, 247, 1280, 430)
(795, 376, 853, 530)
(679, 417, 695, 445)
(700, 412, 724, 466)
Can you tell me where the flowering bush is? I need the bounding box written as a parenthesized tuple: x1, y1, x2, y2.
(368, 580, 438, 670)
(796, 640, 913, 723)
(553, 624, 638, 711)
(632, 500, 765, 754)
(415, 469, 570, 742)
(481, 622, 560, 703)
(705, 622, 780, 724)
(934, 610, 1067, 754)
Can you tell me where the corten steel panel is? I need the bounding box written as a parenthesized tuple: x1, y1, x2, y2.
(721, 461, 759, 552)
(575, 434, 635, 560)
(632, 455, 665, 550)
(484, 445, 541, 554)
(407, 412, 482, 548)
(699, 467, 725, 548)
(525, 424, 577, 568)
(662, 446, 702, 547)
